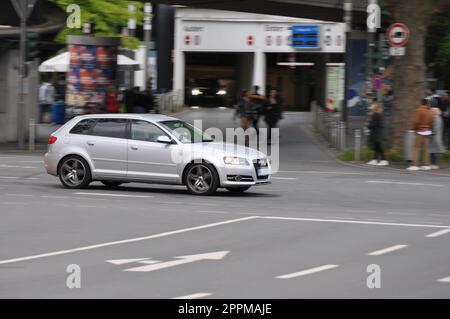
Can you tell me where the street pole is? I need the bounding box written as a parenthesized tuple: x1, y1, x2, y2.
(143, 2, 153, 91)
(128, 4, 136, 37)
(342, 1, 352, 125)
(367, 0, 379, 102)
(17, 0, 28, 149)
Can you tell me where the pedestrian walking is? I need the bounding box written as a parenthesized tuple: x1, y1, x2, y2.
(106, 85, 119, 113)
(38, 79, 55, 123)
(407, 99, 434, 171)
(367, 98, 388, 166)
(429, 107, 446, 170)
(249, 85, 265, 134)
(263, 89, 283, 143)
(237, 89, 255, 130)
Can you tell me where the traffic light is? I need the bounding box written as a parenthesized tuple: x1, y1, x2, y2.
(26, 32, 39, 62)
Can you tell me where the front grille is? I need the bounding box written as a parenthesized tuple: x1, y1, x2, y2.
(253, 158, 269, 180)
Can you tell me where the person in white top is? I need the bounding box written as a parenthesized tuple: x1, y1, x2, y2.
(38, 80, 55, 123)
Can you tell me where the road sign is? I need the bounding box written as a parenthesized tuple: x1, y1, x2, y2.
(389, 46, 406, 56)
(107, 251, 229, 273)
(387, 23, 410, 47)
(10, 0, 37, 20)
(292, 25, 320, 49)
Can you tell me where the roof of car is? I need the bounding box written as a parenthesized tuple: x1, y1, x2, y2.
(75, 113, 179, 122)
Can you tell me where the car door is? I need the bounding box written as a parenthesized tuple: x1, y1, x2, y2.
(127, 120, 180, 182)
(83, 118, 128, 178)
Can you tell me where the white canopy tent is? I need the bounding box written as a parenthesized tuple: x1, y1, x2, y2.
(38, 52, 141, 72)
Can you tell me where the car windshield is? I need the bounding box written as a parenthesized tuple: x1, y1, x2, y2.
(159, 120, 214, 144)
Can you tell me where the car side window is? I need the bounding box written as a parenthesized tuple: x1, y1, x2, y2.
(70, 119, 97, 135)
(90, 119, 128, 139)
(131, 120, 168, 143)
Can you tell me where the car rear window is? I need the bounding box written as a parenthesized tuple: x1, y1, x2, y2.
(70, 119, 97, 135)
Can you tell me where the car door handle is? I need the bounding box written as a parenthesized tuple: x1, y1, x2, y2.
(130, 145, 138, 151)
(87, 141, 95, 146)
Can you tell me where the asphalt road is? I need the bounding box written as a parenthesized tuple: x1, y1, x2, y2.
(1, 108, 450, 298)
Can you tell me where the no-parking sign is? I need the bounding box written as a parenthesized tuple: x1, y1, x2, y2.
(387, 23, 410, 47)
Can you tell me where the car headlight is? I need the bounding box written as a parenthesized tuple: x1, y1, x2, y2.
(191, 89, 202, 96)
(224, 156, 249, 165)
(216, 89, 226, 95)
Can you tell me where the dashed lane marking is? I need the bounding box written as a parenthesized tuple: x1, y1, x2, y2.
(426, 229, 450, 238)
(276, 265, 339, 279)
(368, 245, 408, 256)
(173, 293, 212, 299)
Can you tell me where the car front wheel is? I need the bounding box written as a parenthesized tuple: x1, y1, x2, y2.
(185, 163, 219, 195)
(58, 156, 91, 189)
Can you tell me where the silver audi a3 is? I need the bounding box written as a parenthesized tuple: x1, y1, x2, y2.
(44, 114, 271, 195)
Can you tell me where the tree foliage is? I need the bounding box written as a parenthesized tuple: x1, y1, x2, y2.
(50, 0, 144, 49)
(426, 6, 450, 88)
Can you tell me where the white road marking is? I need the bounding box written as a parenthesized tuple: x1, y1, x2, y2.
(426, 229, 450, 238)
(173, 293, 212, 299)
(0, 216, 258, 265)
(75, 192, 153, 198)
(124, 251, 228, 272)
(366, 180, 444, 187)
(324, 216, 355, 220)
(106, 258, 153, 265)
(437, 277, 450, 283)
(261, 216, 450, 229)
(368, 245, 408, 256)
(276, 265, 339, 279)
(271, 177, 298, 180)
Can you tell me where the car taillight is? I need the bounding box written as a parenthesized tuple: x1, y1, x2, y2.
(48, 136, 57, 145)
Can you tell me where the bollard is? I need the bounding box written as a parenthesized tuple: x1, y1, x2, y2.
(339, 121, 346, 150)
(354, 129, 361, 161)
(29, 118, 35, 152)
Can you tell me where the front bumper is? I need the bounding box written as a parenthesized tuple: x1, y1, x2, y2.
(219, 163, 271, 187)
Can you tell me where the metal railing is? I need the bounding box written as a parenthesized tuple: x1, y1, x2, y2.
(312, 101, 346, 151)
(155, 89, 184, 114)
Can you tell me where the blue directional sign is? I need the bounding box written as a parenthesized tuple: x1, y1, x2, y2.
(292, 25, 320, 49)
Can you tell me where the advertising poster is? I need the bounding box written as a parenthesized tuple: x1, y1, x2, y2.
(66, 44, 118, 111)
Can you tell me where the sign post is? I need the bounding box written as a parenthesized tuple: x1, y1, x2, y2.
(11, 0, 37, 149)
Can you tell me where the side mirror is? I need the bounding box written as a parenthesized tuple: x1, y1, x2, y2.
(157, 135, 173, 144)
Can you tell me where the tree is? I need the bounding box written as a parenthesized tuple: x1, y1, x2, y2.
(384, 0, 450, 150)
(50, 0, 144, 49)
(426, 6, 450, 88)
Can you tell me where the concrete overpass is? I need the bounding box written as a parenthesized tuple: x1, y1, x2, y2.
(151, 0, 389, 28)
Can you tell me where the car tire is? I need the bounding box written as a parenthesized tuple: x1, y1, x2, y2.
(225, 186, 251, 193)
(58, 156, 91, 189)
(101, 181, 123, 188)
(185, 162, 219, 195)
